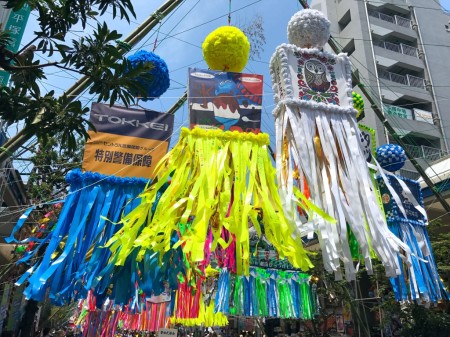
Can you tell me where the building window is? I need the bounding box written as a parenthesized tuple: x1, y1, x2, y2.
(338, 9, 351, 32)
(342, 38, 355, 56)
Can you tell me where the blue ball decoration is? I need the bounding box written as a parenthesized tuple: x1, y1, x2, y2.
(376, 144, 407, 172)
(126, 50, 170, 101)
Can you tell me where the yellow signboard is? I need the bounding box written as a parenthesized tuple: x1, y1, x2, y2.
(82, 103, 174, 179)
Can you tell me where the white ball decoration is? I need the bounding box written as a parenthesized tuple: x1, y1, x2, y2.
(287, 9, 331, 49)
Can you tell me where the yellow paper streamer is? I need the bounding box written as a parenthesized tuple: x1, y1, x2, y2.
(169, 298, 229, 327)
(106, 128, 314, 274)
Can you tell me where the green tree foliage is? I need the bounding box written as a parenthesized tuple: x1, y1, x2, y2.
(400, 304, 450, 337)
(0, 0, 151, 152)
(27, 136, 83, 202)
(428, 220, 450, 289)
(369, 244, 450, 337)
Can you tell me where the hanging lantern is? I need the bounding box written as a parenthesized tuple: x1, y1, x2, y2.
(202, 26, 250, 72)
(376, 144, 407, 172)
(126, 50, 170, 101)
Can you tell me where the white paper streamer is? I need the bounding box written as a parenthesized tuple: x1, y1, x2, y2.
(270, 44, 412, 281)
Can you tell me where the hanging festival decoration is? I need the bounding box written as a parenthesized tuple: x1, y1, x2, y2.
(10, 104, 175, 304)
(217, 268, 317, 319)
(127, 50, 170, 101)
(270, 9, 411, 281)
(188, 68, 263, 133)
(79, 291, 173, 336)
(105, 127, 314, 277)
(376, 143, 407, 172)
(105, 23, 316, 279)
(376, 156, 448, 303)
(358, 124, 376, 163)
(12, 170, 148, 304)
(202, 26, 250, 72)
(76, 266, 318, 334)
(352, 91, 364, 120)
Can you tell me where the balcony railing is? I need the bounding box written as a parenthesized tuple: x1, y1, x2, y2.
(368, 10, 412, 28)
(403, 144, 446, 162)
(407, 74, 426, 88)
(379, 70, 426, 89)
(373, 40, 419, 57)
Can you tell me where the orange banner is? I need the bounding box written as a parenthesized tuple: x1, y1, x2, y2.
(82, 103, 174, 179)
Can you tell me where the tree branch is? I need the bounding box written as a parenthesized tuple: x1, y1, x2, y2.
(1, 61, 59, 70)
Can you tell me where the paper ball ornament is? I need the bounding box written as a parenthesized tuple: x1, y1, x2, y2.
(202, 26, 250, 72)
(287, 9, 330, 49)
(126, 50, 170, 101)
(15, 245, 26, 254)
(376, 144, 407, 172)
(352, 92, 364, 119)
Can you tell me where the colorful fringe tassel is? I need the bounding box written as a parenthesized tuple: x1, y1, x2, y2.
(377, 175, 449, 303)
(106, 127, 313, 276)
(81, 302, 172, 336)
(220, 268, 316, 319)
(12, 170, 148, 304)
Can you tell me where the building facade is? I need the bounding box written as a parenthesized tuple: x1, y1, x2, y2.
(310, 0, 450, 178)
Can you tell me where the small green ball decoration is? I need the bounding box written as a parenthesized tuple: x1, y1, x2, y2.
(15, 245, 26, 254)
(352, 91, 364, 118)
(202, 26, 250, 73)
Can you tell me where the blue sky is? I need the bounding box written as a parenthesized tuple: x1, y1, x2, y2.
(13, 0, 450, 153)
(442, 0, 450, 10)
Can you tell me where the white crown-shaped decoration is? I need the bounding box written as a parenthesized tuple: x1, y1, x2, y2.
(287, 9, 330, 49)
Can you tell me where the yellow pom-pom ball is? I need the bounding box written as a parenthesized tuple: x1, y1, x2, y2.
(202, 26, 250, 72)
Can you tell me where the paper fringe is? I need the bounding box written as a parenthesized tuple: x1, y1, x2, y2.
(106, 127, 314, 276)
(81, 302, 172, 336)
(16, 169, 148, 304)
(274, 103, 411, 281)
(221, 268, 316, 319)
(389, 220, 449, 303)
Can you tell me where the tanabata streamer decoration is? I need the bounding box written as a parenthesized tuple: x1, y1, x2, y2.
(10, 105, 175, 305)
(10, 170, 148, 304)
(78, 268, 317, 333)
(376, 147, 448, 303)
(127, 50, 170, 100)
(216, 268, 318, 319)
(202, 26, 250, 72)
(79, 292, 173, 336)
(106, 127, 314, 277)
(270, 9, 410, 281)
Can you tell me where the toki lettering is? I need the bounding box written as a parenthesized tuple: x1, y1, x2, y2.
(93, 114, 170, 131)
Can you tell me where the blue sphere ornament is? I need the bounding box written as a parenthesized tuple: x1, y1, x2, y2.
(376, 144, 407, 172)
(126, 50, 170, 101)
